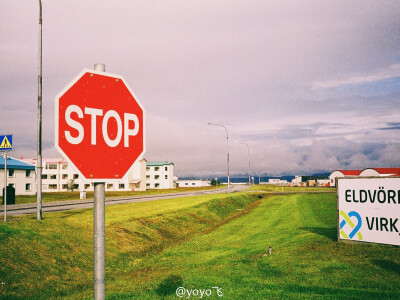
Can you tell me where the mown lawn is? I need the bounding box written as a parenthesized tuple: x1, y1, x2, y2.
(248, 185, 335, 193)
(1, 192, 399, 299)
(109, 193, 400, 299)
(0, 192, 258, 298)
(14, 186, 222, 204)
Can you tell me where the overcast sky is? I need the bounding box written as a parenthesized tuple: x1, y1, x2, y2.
(1, 1, 400, 177)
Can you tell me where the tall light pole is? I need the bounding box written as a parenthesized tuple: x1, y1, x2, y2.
(236, 141, 251, 187)
(207, 122, 230, 193)
(37, 0, 43, 220)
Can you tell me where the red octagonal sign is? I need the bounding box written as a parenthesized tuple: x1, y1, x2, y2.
(55, 69, 145, 180)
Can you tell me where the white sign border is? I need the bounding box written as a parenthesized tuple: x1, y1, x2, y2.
(337, 176, 400, 246)
(55, 68, 146, 183)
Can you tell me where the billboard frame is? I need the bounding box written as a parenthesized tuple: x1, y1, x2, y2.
(336, 176, 400, 246)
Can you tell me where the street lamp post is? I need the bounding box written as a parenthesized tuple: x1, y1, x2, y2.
(207, 122, 230, 193)
(37, 0, 43, 220)
(236, 141, 251, 187)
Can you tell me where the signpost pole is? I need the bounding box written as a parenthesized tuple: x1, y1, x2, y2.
(94, 182, 105, 300)
(93, 63, 106, 300)
(3, 152, 7, 222)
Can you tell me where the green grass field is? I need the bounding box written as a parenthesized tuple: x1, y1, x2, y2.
(247, 185, 335, 193)
(0, 192, 399, 299)
(13, 186, 222, 204)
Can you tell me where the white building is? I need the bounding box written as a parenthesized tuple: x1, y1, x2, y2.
(267, 179, 288, 185)
(176, 179, 211, 187)
(0, 156, 36, 195)
(23, 157, 147, 192)
(329, 170, 362, 187)
(146, 161, 175, 189)
(317, 179, 330, 186)
(291, 176, 302, 184)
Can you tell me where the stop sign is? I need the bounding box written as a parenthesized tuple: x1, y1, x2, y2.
(55, 69, 145, 180)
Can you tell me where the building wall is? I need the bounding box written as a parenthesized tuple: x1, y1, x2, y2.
(24, 157, 146, 192)
(0, 169, 36, 195)
(268, 179, 288, 185)
(329, 171, 345, 187)
(176, 180, 211, 187)
(317, 179, 330, 186)
(127, 159, 146, 191)
(146, 163, 174, 189)
(291, 176, 302, 184)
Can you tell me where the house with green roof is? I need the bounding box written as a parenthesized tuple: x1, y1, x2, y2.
(146, 161, 175, 189)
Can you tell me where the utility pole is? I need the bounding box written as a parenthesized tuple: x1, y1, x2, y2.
(37, 0, 43, 220)
(207, 122, 230, 193)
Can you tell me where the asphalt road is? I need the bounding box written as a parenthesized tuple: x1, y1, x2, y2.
(1, 184, 247, 216)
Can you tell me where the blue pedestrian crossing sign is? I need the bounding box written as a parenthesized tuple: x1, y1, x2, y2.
(0, 135, 13, 151)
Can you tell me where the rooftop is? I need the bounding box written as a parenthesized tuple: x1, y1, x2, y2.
(0, 156, 35, 170)
(146, 161, 174, 167)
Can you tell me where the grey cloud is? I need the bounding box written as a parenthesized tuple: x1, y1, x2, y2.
(378, 122, 400, 131)
(1, 1, 400, 177)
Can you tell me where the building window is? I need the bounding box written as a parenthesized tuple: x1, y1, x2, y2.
(8, 169, 14, 177)
(146, 183, 150, 187)
(146, 167, 150, 171)
(119, 184, 125, 189)
(73, 184, 79, 190)
(26, 170, 32, 178)
(50, 175, 57, 180)
(165, 166, 168, 171)
(107, 184, 113, 189)
(155, 175, 159, 179)
(62, 174, 68, 179)
(47, 164, 57, 169)
(62, 184, 68, 189)
(74, 174, 79, 179)
(84, 184, 90, 189)
(185, 183, 188, 185)
(192, 183, 195, 185)
(155, 167, 159, 171)
(62, 163, 68, 169)
(155, 183, 159, 188)
(8, 183, 15, 188)
(165, 175, 168, 179)
(49, 184, 57, 190)
(146, 175, 150, 179)
(42, 174, 48, 179)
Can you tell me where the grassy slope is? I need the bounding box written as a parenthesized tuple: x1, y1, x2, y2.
(0, 193, 258, 299)
(1, 193, 399, 299)
(112, 193, 400, 299)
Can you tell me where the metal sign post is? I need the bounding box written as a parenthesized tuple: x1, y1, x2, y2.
(1, 134, 13, 222)
(93, 63, 106, 300)
(94, 182, 105, 299)
(3, 152, 7, 222)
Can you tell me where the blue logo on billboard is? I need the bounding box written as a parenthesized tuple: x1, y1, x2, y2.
(340, 211, 363, 240)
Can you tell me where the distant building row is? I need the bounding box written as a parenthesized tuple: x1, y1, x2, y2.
(0, 156, 177, 195)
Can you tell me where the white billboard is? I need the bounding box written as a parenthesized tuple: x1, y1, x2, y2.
(337, 177, 400, 246)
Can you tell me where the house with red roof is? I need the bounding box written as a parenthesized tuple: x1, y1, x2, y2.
(329, 168, 400, 186)
(329, 170, 362, 186)
(359, 168, 400, 177)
